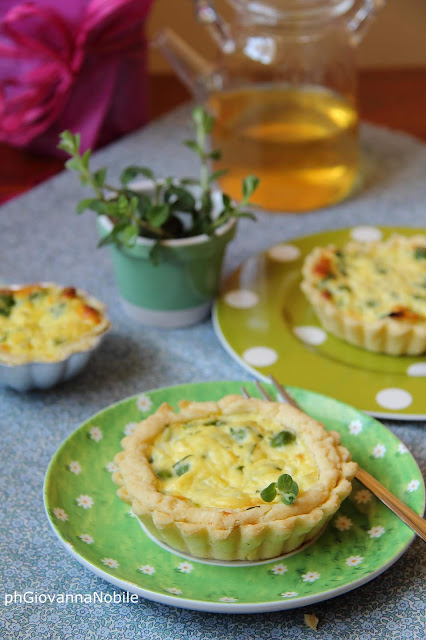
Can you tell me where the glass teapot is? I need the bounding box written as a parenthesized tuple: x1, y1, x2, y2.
(156, 1, 385, 212)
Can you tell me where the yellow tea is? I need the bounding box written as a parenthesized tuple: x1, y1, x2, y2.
(208, 85, 359, 212)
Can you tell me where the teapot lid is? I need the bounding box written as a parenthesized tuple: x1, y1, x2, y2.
(229, 0, 355, 21)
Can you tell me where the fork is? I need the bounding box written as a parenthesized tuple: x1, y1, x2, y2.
(241, 375, 426, 543)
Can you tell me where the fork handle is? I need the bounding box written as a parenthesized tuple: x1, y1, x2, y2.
(356, 468, 426, 542)
(268, 374, 426, 543)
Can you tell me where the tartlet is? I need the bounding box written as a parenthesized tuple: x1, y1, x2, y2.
(301, 234, 426, 355)
(113, 395, 357, 561)
(0, 283, 110, 390)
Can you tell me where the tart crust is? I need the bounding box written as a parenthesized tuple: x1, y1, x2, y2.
(301, 235, 426, 355)
(0, 283, 110, 365)
(113, 396, 357, 561)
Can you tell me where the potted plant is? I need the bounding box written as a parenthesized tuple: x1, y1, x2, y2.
(59, 107, 259, 328)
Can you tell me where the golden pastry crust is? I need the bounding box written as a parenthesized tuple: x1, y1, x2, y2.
(301, 234, 426, 355)
(0, 283, 110, 365)
(113, 396, 357, 561)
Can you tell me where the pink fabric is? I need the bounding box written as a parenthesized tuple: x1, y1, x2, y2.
(0, 0, 154, 155)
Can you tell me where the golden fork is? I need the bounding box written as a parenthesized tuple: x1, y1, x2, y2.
(241, 374, 426, 543)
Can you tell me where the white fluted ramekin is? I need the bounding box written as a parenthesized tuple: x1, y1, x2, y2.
(0, 283, 110, 391)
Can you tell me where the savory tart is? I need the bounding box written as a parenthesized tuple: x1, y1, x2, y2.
(0, 283, 110, 365)
(113, 395, 357, 561)
(301, 234, 426, 355)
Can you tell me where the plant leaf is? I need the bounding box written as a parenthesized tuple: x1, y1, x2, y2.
(277, 474, 298, 495)
(93, 167, 107, 188)
(118, 224, 138, 247)
(120, 167, 139, 185)
(76, 198, 96, 214)
(117, 194, 129, 214)
(234, 211, 257, 221)
(131, 192, 152, 218)
(192, 106, 215, 134)
(104, 200, 119, 217)
(183, 139, 201, 154)
(58, 130, 80, 154)
(164, 185, 196, 213)
(120, 166, 155, 185)
(149, 241, 163, 265)
(260, 482, 277, 503)
(65, 158, 82, 172)
(86, 199, 108, 215)
(146, 204, 170, 228)
(242, 175, 260, 199)
(97, 222, 128, 247)
(180, 177, 200, 186)
(208, 149, 221, 161)
(81, 149, 91, 170)
(210, 211, 229, 231)
(209, 169, 228, 183)
(222, 193, 232, 210)
(129, 195, 139, 213)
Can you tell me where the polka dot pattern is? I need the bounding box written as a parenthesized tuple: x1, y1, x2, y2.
(293, 326, 327, 346)
(216, 227, 425, 418)
(267, 244, 301, 262)
(350, 226, 383, 243)
(376, 388, 413, 411)
(243, 346, 278, 367)
(406, 363, 426, 377)
(224, 290, 259, 309)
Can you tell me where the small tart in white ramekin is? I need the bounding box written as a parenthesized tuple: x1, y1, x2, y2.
(0, 283, 110, 390)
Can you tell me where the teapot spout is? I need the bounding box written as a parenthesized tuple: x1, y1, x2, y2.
(153, 28, 215, 100)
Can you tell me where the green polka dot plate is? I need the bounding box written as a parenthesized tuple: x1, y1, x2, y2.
(44, 381, 425, 613)
(213, 226, 426, 419)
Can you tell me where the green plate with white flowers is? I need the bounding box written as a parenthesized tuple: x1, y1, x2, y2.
(44, 381, 424, 614)
(213, 226, 426, 420)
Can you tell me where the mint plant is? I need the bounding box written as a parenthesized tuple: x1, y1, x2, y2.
(59, 106, 259, 261)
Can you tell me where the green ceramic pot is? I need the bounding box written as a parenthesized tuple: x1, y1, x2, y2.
(97, 210, 236, 328)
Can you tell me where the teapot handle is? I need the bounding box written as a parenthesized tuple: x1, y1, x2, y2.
(346, 0, 386, 45)
(192, 0, 235, 53)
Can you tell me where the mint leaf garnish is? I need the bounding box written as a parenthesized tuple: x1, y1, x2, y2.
(260, 482, 277, 503)
(261, 473, 299, 505)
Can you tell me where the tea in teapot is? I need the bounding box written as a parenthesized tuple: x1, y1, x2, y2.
(209, 83, 358, 211)
(157, 0, 384, 212)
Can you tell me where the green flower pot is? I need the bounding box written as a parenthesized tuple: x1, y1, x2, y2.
(97, 214, 236, 328)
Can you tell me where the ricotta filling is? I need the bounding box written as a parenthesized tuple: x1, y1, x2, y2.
(0, 286, 102, 361)
(149, 413, 318, 509)
(311, 239, 426, 323)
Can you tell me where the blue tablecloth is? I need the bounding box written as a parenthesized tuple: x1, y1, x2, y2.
(1, 105, 425, 640)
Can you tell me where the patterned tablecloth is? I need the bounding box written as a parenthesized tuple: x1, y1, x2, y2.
(0, 105, 425, 640)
